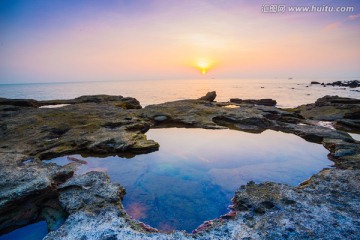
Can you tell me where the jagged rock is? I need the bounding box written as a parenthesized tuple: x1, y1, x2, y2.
(198, 91, 217, 102)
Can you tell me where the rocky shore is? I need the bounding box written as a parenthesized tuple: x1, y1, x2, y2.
(0, 93, 359, 239)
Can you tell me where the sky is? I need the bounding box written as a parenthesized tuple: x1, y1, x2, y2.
(0, 0, 360, 83)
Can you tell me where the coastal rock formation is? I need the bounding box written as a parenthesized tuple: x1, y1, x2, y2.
(0, 153, 73, 234)
(294, 95, 360, 132)
(230, 98, 277, 106)
(198, 91, 217, 102)
(0, 93, 360, 239)
(309, 80, 360, 88)
(0, 94, 142, 109)
(326, 80, 360, 88)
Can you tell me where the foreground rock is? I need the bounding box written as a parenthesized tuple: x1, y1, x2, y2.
(0, 93, 360, 239)
(0, 153, 73, 234)
(44, 169, 360, 240)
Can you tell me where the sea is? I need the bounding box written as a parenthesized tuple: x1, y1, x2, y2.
(1, 78, 359, 108)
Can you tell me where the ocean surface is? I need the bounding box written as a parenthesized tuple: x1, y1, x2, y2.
(1, 78, 359, 108)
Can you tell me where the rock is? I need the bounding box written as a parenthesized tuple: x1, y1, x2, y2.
(230, 98, 277, 106)
(198, 91, 217, 102)
(39, 95, 142, 109)
(311, 81, 320, 84)
(325, 80, 360, 88)
(334, 119, 360, 132)
(315, 96, 360, 106)
(229, 169, 360, 239)
(279, 123, 352, 144)
(0, 153, 74, 234)
(295, 96, 360, 132)
(58, 171, 125, 213)
(1, 94, 360, 239)
(0, 98, 39, 107)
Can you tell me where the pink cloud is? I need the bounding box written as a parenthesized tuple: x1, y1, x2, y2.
(323, 22, 342, 31)
(348, 14, 360, 20)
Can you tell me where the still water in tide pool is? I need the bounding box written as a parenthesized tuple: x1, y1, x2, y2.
(0, 221, 47, 240)
(47, 128, 332, 232)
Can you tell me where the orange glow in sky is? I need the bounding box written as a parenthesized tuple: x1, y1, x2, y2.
(0, 1, 359, 83)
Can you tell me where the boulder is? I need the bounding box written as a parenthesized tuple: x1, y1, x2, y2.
(198, 91, 217, 102)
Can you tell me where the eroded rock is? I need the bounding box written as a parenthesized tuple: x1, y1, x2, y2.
(1, 93, 360, 239)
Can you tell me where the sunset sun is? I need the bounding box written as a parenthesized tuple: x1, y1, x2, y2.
(195, 59, 213, 75)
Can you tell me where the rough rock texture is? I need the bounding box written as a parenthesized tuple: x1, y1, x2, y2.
(0, 153, 73, 234)
(1, 93, 360, 239)
(44, 169, 360, 240)
(0, 95, 142, 109)
(58, 171, 125, 214)
(0, 97, 158, 160)
(198, 91, 217, 102)
(230, 98, 277, 106)
(294, 95, 360, 133)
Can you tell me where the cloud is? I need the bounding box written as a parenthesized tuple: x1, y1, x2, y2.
(348, 14, 360, 20)
(323, 22, 342, 31)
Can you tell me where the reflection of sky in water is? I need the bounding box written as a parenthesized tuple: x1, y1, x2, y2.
(0, 221, 47, 240)
(47, 129, 331, 232)
(349, 133, 360, 141)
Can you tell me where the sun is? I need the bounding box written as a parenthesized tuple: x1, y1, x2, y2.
(195, 59, 213, 75)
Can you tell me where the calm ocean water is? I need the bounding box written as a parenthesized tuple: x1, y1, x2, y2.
(1, 78, 359, 108)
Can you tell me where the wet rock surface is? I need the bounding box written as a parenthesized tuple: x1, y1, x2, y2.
(0, 93, 360, 239)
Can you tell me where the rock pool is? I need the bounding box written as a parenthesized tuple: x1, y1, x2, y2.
(0, 221, 47, 240)
(47, 128, 331, 233)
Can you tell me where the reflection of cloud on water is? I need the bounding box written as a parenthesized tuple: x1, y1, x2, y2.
(126, 202, 148, 220)
(157, 221, 176, 232)
(80, 167, 108, 174)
